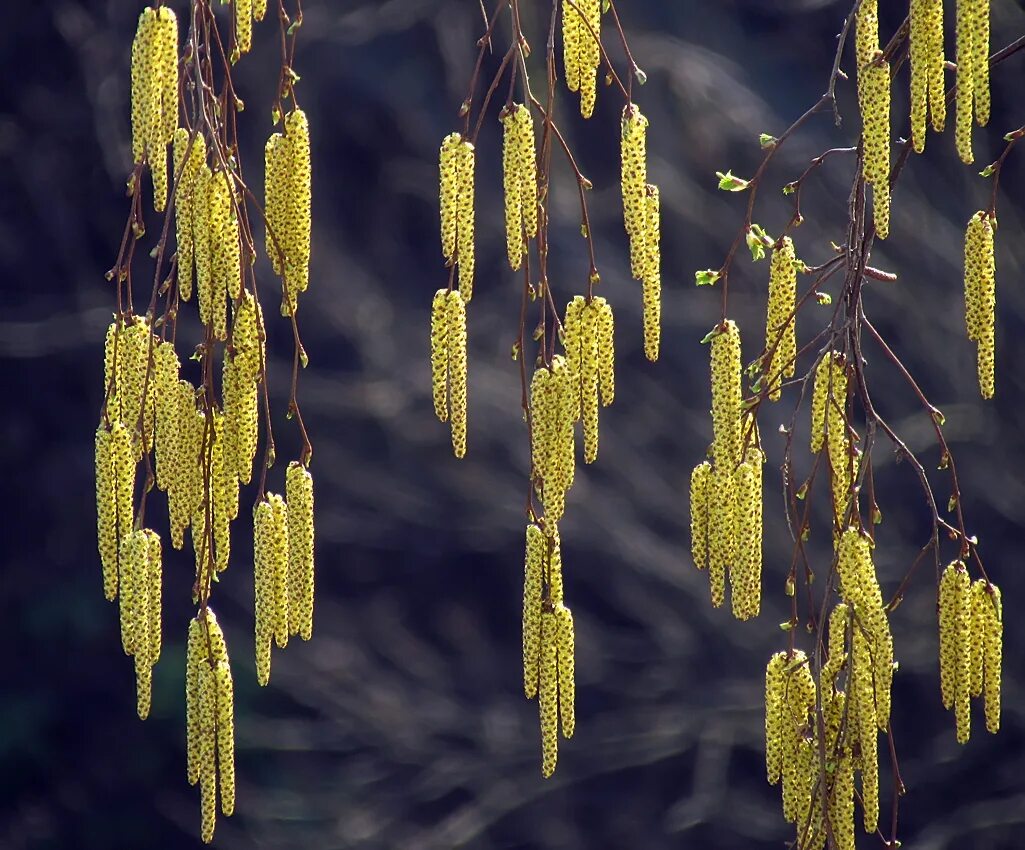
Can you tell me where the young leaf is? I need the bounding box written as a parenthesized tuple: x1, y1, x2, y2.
(716, 170, 750, 192)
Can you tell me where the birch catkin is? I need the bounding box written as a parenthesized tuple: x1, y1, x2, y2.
(523, 523, 544, 698)
(689, 461, 710, 571)
(95, 426, 118, 600)
(765, 237, 797, 400)
(447, 290, 468, 458)
(731, 448, 763, 621)
(172, 130, 205, 301)
(286, 462, 315, 641)
(555, 603, 575, 738)
(539, 610, 559, 778)
(641, 184, 662, 361)
(964, 211, 996, 399)
(501, 104, 537, 269)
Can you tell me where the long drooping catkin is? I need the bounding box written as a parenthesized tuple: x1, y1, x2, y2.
(235, 0, 253, 56)
(206, 173, 233, 338)
(501, 104, 537, 269)
(96, 426, 118, 600)
(284, 109, 312, 300)
(765, 237, 797, 400)
(955, 0, 976, 163)
(523, 523, 544, 699)
(265, 133, 288, 277)
(447, 290, 468, 458)
(689, 461, 710, 571)
(186, 615, 203, 786)
(111, 419, 136, 553)
(154, 341, 181, 494)
(910, 0, 945, 150)
(563, 296, 607, 462)
(555, 603, 575, 738)
(731, 447, 762, 621)
(529, 360, 576, 523)
(861, 54, 891, 239)
(539, 610, 559, 778)
(172, 130, 205, 301)
(621, 106, 648, 278)
(562, 0, 582, 94)
(938, 561, 972, 741)
(254, 494, 289, 684)
(286, 462, 315, 640)
(764, 652, 786, 784)
(430, 289, 449, 422)
(964, 211, 996, 398)
(977, 581, 1002, 733)
(194, 165, 215, 329)
(641, 184, 662, 361)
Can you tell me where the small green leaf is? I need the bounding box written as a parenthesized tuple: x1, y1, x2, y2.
(782, 182, 797, 196)
(796, 481, 808, 500)
(931, 408, 946, 426)
(980, 162, 997, 177)
(816, 292, 832, 306)
(287, 19, 302, 36)
(759, 133, 778, 149)
(695, 269, 721, 287)
(779, 620, 794, 632)
(633, 66, 647, 85)
(746, 223, 770, 261)
(700, 327, 720, 345)
(716, 170, 750, 192)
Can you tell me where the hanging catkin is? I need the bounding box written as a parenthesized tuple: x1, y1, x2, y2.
(765, 237, 797, 400)
(286, 462, 315, 640)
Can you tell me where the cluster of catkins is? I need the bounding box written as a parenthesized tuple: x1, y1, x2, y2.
(97, 3, 317, 842)
(689, 321, 764, 619)
(253, 466, 316, 687)
(562, 0, 602, 118)
(522, 524, 576, 777)
(938, 561, 1002, 743)
(908, 0, 991, 162)
(964, 210, 996, 398)
(186, 610, 236, 844)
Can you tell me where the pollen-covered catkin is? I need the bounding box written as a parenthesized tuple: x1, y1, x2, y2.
(690, 461, 710, 571)
(197, 657, 217, 843)
(860, 53, 891, 239)
(253, 499, 273, 685)
(764, 652, 787, 784)
(821, 602, 850, 687)
(731, 448, 763, 621)
(154, 341, 180, 494)
(186, 616, 203, 785)
(111, 419, 136, 553)
(955, 0, 976, 163)
(809, 353, 840, 455)
(523, 523, 544, 698)
(430, 289, 449, 422)
(978, 582, 1002, 733)
(766, 237, 797, 400)
(545, 524, 565, 607)
(265, 133, 288, 277)
(576, 0, 601, 118)
(194, 165, 215, 328)
(596, 298, 614, 406)
(131, 7, 177, 211)
(447, 290, 468, 458)
(910, 0, 946, 149)
(206, 173, 233, 338)
(964, 211, 996, 399)
(172, 130, 205, 301)
(501, 106, 537, 269)
(209, 411, 235, 574)
(970, 0, 990, 127)
(96, 426, 118, 600)
(621, 106, 648, 276)
(456, 138, 475, 301)
(144, 529, 163, 670)
(235, 0, 253, 56)
(708, 322, 742, 603)
(286, 463, 315, 641)
(555, 603, 575, 738)
(780, 654, 815, 824)
(579, 300, 601, 463)
(563, 297, 585, 420)
(539, 610, 559, 778)
(268, 493, 289, 649)
(253, 0, 267, 21)
(562, 0, 581, 94)
(641, 185, 662, 361)
(130, 9, 158, 167)
(439, 133, 460, 263)
(284, 109, 312, 301)
(938, 561, 973, 741)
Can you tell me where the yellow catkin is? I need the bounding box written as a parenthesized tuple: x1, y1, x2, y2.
(118, 529, 146, 658)
(268, 493, 290, 649)
(233, 291, 264, 382)
(970, 0, 990, 127)
(530, 368, 552, 490)
(430, 289, 449, 422)
(821, 602, 850, 687)
(910, 0, 930, 152)
(194, 165, 215, 329)
(235, 0, 253, 56)
(210, 411, 235, 574)
(502, 108, 523, 269)
(766, 237, 797, 400)
(689, 461, 710, 571)
(186, 616, 203, 785)
(563, 296, 585, 421)
(969, 580, 986, 698)
(155, 8, 178, 154)
(555, 603, 575, 738)
(781, 653, 815, 824)
(545, 524, 565, 607)
(562, 0, 581, 94)
(284, 109, 312, 303)
(518, 106, 538, 240)
(830, 746, 856, 850)
(926, 0, 946, 132)
(708, 321, 742, 602)
(253, 499, 274, 685)
(955, 0, 976, 163)
(95, 425, 118, 600)
(523, 523, 545, 699)
(641, 184, 662, 361)
(979, 582, 1001, 733)
(549, 358, 577, 522)
(825, 364, 852, 525)
(732, 448, 763, 621)
(172, 130, 204, 301)
(577, 0, 601, 118)
(111, 419, 136, 553)
(130, 9, 157, 166)
(103, 319, 122, 422)
(764, 651, 787, 784)
(621, 106, 648, 277)
(855, 0, 878, 74)
(439, 133, 460, 263)
(964, 211, 996, 398)
(539, 610, 559, 778)
(265, 132, 288, 277)
(596, 297, 614, 406)
(456, 138, 475, 301)
(938, 561, 961, 711)
(837, 529, 893, 729)
(144, 529, 162, 670)
(119, 317, 154, 456)
(446, 290, 468, 458)
(861, 54, 891, 240)
(580, 301, 600, 463)
(215, 659, 235, 815)
(198, 657, 218, 843)
(810, 352, 842, 455)
(253, 0, 267, 21)
(851, 628, 879, 832)
(939, 562, 973, 742)
(206, 172, 232, 339)
(286, 462, 315, 640)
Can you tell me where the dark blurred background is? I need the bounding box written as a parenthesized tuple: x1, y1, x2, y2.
(2, 1, 1024, 848)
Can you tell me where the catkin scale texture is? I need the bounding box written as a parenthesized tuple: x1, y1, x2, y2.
(766, 238, 796, 400)
(689, 461, 710, 571)
(555, 603, 575, 738)
(641, 185, 662, 361)
(523, 524, 544, 699)
(95, 426, 118, 600)
(286, 463, 315, 640)
(964, 212, 996, 398)
(447, 291, 468, 458)
(539, 611, 559, 778)
(500, 105, 536, 270)
(731, 449, 762, 621)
